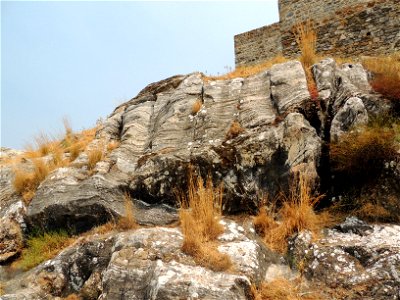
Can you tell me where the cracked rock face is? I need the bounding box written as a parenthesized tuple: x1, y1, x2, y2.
(21, 60, 328, 232)
(289, 218, 400, 299)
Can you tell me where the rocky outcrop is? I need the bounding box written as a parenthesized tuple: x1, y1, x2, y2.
(288, 217, 400, 299)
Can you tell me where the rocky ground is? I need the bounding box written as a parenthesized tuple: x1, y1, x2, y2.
(1, 58, 399, 299)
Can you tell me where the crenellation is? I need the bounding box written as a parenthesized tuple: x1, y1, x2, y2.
(235, 0, 400, 66)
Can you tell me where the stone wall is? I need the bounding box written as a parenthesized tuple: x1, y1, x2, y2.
(234, 23, 282, 67)
(234, 0, 400, 66)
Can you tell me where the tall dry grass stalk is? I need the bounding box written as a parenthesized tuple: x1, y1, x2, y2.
(294, 20, 319, 100)
(178, 170, 232, 271)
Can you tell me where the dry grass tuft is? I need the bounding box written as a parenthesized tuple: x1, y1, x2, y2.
(204, 56, 288, 81)
(178, 170, 232, 271)
(254, 278, 325, 300)
(87, 146, 104, 171)
(13, 159, 52, 204)
(254, 173, 328, 253)
(226, 120, 245, 140)
(191, 99, 202, 115)
(362, 52, 400, 101)
(62, 294, 81, 300)
(116, 193, 138, 231)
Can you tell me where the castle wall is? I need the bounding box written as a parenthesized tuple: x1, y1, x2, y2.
(281, 0, 400, 58)
(234, 23, 282, 67)
(234, 0, 400, 66)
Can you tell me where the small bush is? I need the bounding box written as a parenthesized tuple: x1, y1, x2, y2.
(226, 120, 245, 140)
(362, 52, 400, 101)
(330, 124, 397, 177)
(12, 230, 72, 270)
(178, 170, 232, 271)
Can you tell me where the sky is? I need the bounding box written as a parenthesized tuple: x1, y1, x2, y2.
(1, 1, 279, 149)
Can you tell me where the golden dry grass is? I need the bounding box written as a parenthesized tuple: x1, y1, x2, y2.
(178, 170, 232, 271)
(254, 173, 329, 253)
(87, 146, 104, 171)
(204, 56, 288, 81)
(362, 52, 400, 101)
(13, 159, 52, 204)
(253, 278, 326, 300)
(226, 120, 245, 140)
(62, 294, 81, 300)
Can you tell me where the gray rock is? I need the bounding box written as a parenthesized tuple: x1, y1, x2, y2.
(0, 219, 22, 263)
(330, 97, 369, 142)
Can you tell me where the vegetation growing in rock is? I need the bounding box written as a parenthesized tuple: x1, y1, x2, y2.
(178, 169, 232, 272)
(12, 230, 73, 270)
(362, 52, 400, 102)
(254, 173, 330, 253)
(293, 20, 318, 101)
(87, 145, 104, 171)
(10, 122, 99, 203)
(330, 122, 398, 179)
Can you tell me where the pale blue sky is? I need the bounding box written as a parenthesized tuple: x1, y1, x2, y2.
(2, 1, 279, 149)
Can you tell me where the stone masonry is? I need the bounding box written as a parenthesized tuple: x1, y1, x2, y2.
(234, 0, 400, 67)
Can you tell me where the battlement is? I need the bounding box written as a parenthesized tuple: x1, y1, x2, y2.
(235, 0, 400, 67)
